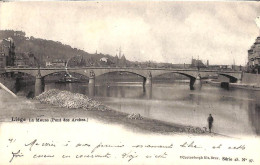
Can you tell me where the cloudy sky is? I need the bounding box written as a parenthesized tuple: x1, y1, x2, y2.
(0, 1, 260, 65)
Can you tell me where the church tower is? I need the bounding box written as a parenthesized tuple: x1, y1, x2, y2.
(118, 46, 122, 59)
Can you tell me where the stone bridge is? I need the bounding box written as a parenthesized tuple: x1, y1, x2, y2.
(217, 71, 243, 83)
(2, 67, 243, 96)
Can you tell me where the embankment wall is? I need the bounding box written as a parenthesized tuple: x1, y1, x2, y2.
(242, 73, 260, 87)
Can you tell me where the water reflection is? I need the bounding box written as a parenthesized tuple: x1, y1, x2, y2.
(94, 84, 152, 99)
(248, 91, 260, 135)
(248, 103, 260, 135)
(144, 85, 152, 99)
(192, 93, 202, 105)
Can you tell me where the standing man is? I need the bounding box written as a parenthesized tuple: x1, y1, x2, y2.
(207, 114, 214, 133)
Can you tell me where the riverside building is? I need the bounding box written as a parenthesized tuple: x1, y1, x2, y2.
(0, 38, 15, 68)
(248, 35, 260, 74)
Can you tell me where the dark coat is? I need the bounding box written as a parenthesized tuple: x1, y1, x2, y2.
(208, 116, 214, 129)
(208, 116, 214, 123)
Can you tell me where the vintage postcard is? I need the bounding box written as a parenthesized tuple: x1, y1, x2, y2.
(0, 1, 260, 165)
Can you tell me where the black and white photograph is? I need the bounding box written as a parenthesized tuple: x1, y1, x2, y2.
(0, 1, 260, 165)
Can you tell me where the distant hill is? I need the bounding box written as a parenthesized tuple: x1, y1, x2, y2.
(0, 30, 121, 67)
(0, 30, 186, 69)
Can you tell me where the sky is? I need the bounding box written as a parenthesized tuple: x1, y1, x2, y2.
(0, 1, 260, 65)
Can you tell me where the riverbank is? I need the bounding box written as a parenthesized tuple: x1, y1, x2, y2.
(2, 82, 254, 137)
(0, 77, 17, 92)
(34, 89, 212, 136)
(205, 79, 260, 91)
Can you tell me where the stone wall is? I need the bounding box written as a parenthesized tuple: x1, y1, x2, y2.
(0, 77, 17, 92)
(242, 73, 260, 87)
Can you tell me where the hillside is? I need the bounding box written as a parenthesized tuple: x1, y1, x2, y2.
(0, 30, 186, 69)
(0, 30, 120, 66)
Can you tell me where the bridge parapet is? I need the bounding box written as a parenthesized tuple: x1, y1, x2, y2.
(3, 67, 217, 79)
(3, 67, 243, 80)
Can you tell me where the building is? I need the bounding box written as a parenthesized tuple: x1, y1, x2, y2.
(0, 38, 37, 68)
(119, 55, 127, 67)
(99, 57, 115, 66)
(0, 52, 7, 68)
(248, 35, 260, 73)
(114, 55, 119, 66)
(46, 61, 52, 67)
(14, 52, 36, 67)
(0, 40, 7, 68)
(14, 53, 29, 66)
(190, 57, 206, 68)
(100, 57, 108, 63)
(46, 59, 66, 67)
(0, 38, 15, 68)
(114, 47, 127, 67)
(67, 55, 86, 67)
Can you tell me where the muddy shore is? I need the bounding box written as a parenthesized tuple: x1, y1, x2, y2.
(33, 89, 218, 136)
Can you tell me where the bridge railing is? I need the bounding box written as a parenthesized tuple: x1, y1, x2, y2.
(3, 66, 243, 74)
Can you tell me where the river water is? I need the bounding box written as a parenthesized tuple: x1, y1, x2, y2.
(1, 81, 260, 137)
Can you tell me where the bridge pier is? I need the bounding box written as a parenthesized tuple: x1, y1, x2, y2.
(88, 70, 95, 97)
(144, 85, 152, 99)
(190, 76, 202, 90)
(143, 72, 152, 93)
(144, 72, 152, 86)
(35, 75, 45, 97)
(145, 77, 152, 86)
(190, 78, 196, 90)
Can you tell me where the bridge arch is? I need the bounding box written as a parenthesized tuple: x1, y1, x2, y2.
(152, 71, 200, 90)
(95, 70, 147, 79)
(219, 73, 238, 83)
(4, 70, 36, 77)
(152, 71, 197, 79)
(42, 70, 89, 79)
